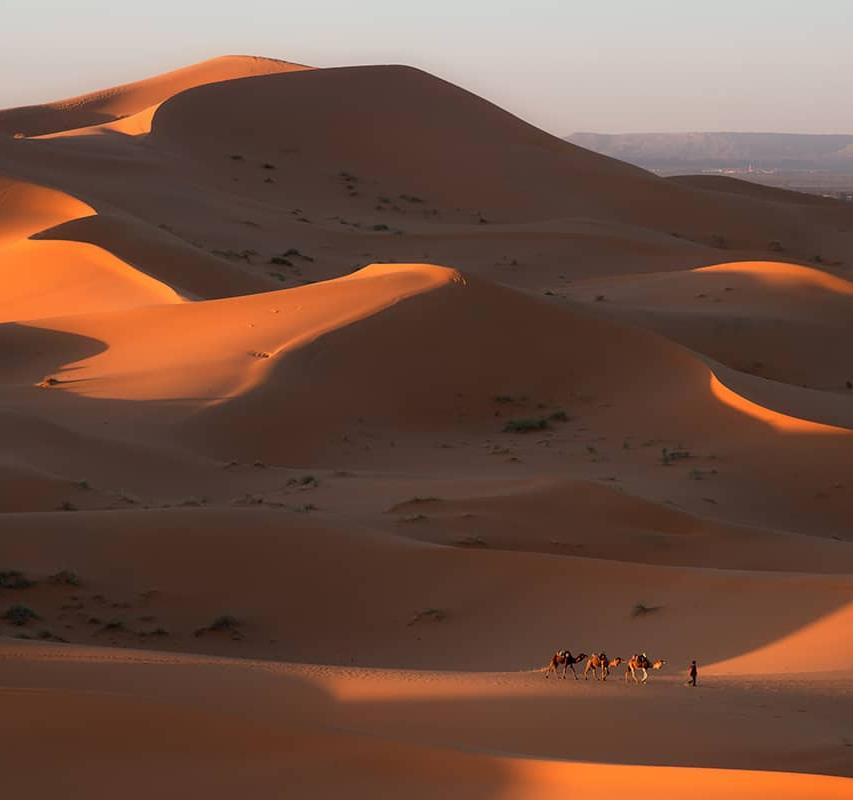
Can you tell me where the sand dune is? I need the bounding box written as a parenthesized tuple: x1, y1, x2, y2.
(0, 55, 311, 138)
(1, 55, 852, 796)
(563, 260, 853, 395)
(1, 508, 851, 672)
(0, 176, 93, 243)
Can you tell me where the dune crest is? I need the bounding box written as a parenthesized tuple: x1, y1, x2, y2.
(0, 54, 312, 137)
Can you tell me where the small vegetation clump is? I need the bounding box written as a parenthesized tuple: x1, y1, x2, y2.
(503, 418, 549, 433)
(661, 447, 691, 466)
(407, 608, 447, 626)
(288, 475, 319, 488)
(269, 256, 293, 266)
(196, 615, 242, 638)
(454, 536, 488, 548)
(632, 603, 663, 618)
(48, 569, 80, 587)
(0, 570, 35, 590)
(399, 513, 429, 524)
(548, 410, 570, 422)
(210, 615, 240, 631)
(3, 604, 40, 626)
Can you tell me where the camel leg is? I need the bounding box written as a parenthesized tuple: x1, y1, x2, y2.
(641, 667, 648, 684)
(569, 662, 579, 680)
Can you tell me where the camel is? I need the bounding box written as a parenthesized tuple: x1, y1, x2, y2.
(625, 654, 666, 684)
(545, 650, 587, 680)
(583, 653, 622, 681)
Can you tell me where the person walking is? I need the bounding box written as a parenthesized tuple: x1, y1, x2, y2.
(688, 659, 698, 687)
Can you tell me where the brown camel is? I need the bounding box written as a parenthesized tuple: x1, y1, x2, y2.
(625, 654, 666, 684)
(583, 653, 623, 680)
(545, 650, 587, 680)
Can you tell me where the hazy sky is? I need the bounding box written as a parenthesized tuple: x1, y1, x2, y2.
(3, 0, 852, 135)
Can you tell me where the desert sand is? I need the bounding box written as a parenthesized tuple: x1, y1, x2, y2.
(0, 56, 851, 798)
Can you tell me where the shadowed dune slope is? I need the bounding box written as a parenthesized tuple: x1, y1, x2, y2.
(0, 55, 312, 138)
(1, 508, 851, 671)
(565, 260, 853, 395)
(381, 477, 853, 573)
(145, 64, 853, 255)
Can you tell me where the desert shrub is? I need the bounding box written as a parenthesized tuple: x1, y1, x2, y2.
(408, 608, 447, 626)
(632, 603, 662, 618)
(768, 240, 784, 252)
(0, 571, 35, 590)
(454, 536, 488, 548)
(661, 447, 691, 465)
(210, 615, 239, 631)
(3, 604, 39, 626)
(48, 569, 80, 586)
(269, 256, 293, 266)
(549, 410, 570, 422)
(503, 418, 549, 433)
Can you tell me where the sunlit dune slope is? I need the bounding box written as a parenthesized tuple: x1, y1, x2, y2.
(0, 239, 181, 321)
(21, 263, 456, 402)
(0, 176, 93, 243)
(0, 175, 183, 317)
(0, 55, 312, 138)
(708, 601, 853, 675)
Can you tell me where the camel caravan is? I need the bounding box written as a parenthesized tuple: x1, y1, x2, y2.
(545, 650, 666, 684)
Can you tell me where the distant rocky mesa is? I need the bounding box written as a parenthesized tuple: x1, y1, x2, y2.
(566, 131, 853, 171)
